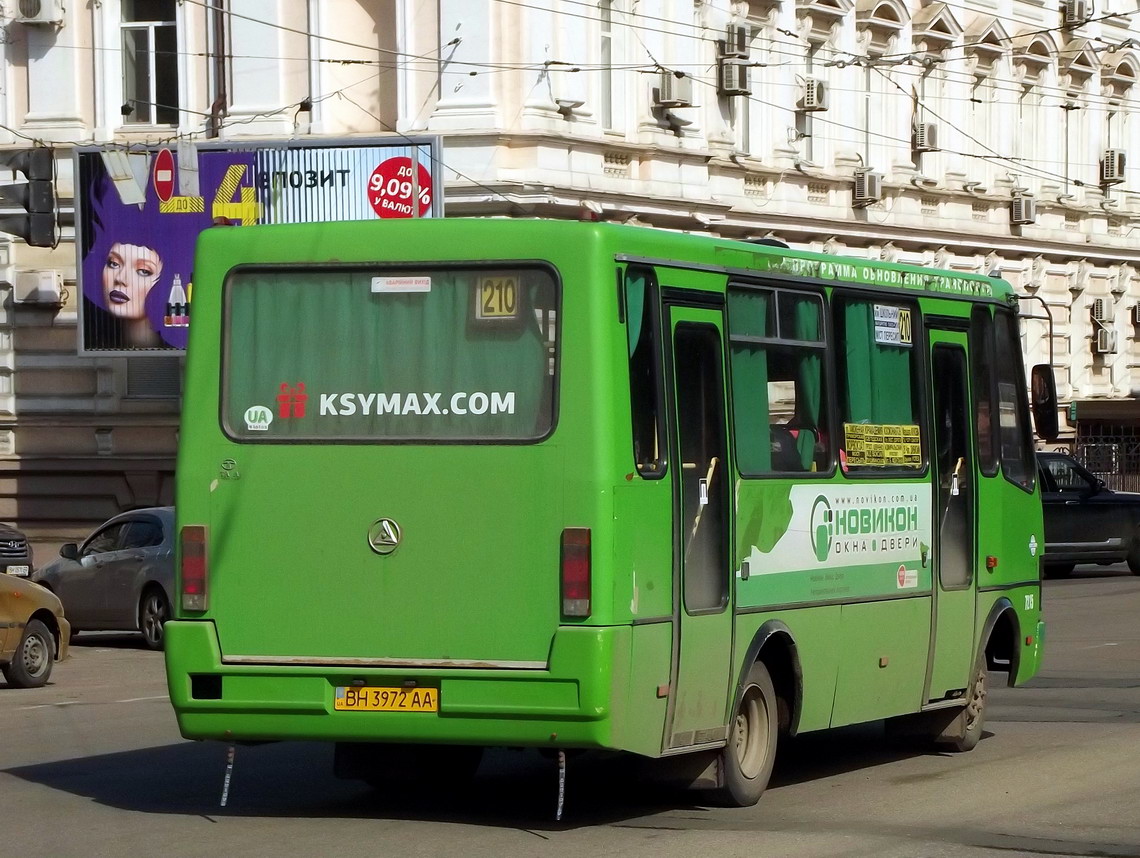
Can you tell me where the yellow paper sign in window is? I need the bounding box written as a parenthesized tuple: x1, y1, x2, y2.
(844, 423, 921, 467)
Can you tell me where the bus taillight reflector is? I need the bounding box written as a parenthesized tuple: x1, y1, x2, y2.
(560, 528, 591, 618)
(181, 525, 209, 612)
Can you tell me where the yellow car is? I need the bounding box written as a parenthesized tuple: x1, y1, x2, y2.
(1, 574, 69, 688)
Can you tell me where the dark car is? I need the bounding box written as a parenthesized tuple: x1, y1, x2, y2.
(1037, 452, 1140, 578)
(32, 507, 174, 649)
(0, 523, 33, 578)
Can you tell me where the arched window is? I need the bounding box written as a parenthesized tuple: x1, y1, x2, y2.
(795, 0, 853, 167)
(1012, 34, 1055, 195)
(962, 18, 1009, 189)
(855, 0, 908, 172)
(1059, 39, 1100, 193)
(910, 3, 963, 181)
(1104, 56, 1137, 203)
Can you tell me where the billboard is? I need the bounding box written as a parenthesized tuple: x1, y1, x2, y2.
(75, 137, 443, 355)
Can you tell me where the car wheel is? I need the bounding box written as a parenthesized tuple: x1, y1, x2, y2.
(1043, 564, 1074, 579)
(1127, 541, 1140, 576)
(2, 619, 55, 688)
(139, 588, 170, 651)
(709, 661, 779, 807)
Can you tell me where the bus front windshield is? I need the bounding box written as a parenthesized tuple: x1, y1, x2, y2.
(222, 266, 558, 442)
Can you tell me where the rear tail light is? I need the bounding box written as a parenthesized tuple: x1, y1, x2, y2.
(560, 527, 591, 618)
(181, 525, 208, 612)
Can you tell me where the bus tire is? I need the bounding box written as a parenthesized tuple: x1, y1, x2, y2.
(712, 661, 778, 807)
(940, 654, 988, 753)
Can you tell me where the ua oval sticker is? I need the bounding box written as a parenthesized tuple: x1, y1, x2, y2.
(244, 406, 273, 431)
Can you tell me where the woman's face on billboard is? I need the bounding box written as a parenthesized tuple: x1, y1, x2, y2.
(102, 242, 163, 320)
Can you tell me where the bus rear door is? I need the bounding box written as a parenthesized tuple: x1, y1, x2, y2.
(663, 301, 735, 750)
(926, 328, 977, 700)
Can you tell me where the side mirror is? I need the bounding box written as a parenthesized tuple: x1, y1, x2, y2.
(1031, 364, 1059, 442)
(60, 542, 79, 561)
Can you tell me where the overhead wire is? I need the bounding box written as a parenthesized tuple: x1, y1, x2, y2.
(4, 0, 1139, 202)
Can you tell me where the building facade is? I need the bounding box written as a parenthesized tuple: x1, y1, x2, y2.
(0, 0, 1139, 554)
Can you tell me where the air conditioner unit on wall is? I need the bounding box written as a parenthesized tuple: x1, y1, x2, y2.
(1063, 0, 1089, 27)
(913, 122, 939, 153)
(1010, 196, 1036, 225)
(655, 71, 693, 108)
(720, 24, 750, 59)
(13, 270, 62, 304)
(1095, 328, 1118, 354)
(1101, 149, 1127, 184)
(1132, 303, 1140, 326)
(15, 0, 64, 25)
(798, 78, 828, 112)
(853, 169, 883, 206)
(1092, 297, 1111, 322)
(717, 59, 751, 97)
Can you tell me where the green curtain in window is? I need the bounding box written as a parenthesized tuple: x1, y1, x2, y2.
(227, 270, 550, 439)
(794, 300, 822, 469)
(728, 290, 771, 473)
(843, 301, 911, 425)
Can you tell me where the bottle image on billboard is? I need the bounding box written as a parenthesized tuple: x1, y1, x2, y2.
(165, 273, 188, 328)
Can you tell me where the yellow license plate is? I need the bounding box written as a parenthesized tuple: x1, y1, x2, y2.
(334, 686, 439, 712)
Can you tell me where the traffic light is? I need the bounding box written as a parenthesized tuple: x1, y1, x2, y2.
(0, 147, 55, 247)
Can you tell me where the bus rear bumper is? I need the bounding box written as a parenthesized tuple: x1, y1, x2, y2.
(163, 620, 622, 750)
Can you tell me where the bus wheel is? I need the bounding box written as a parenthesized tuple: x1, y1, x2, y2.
(712, 661, 778, 807)
(942, 656, 988, 753)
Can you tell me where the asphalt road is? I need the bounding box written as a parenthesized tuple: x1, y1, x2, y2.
(3, 565, 1139, 858)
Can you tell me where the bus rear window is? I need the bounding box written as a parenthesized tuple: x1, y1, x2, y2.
(222, 266, 558, 442)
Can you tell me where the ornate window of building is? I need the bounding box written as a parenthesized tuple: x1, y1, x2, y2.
(795, 0, 852, 166)
(1012, 34, 1055, 196)
(737, 0, 782, 158)
(1104, 55, 1137, 199)
(597, 0, 615, 131)
(121, 0, 180, 125)
(94, 0, 200, 136)
(854, 0, 907, 173)
(962, 18, 1009, 189)
(1058, 39, 1099, 195)
(910, 2, 962, 180)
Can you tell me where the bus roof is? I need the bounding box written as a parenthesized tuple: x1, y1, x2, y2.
(196, 217, 1015, 304)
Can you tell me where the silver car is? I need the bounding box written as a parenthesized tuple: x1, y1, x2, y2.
(33, 507, 174, 650)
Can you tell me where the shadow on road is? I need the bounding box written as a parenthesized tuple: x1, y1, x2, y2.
(3, 724, 965, 829)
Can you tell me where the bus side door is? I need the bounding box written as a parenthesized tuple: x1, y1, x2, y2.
(663, 302, 736, 750)
(926, 328, 977, 700)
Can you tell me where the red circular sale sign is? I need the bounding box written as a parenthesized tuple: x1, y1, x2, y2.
(368, 158, 432, 218)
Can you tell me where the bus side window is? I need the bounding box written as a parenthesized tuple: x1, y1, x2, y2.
(729, 287, 830, 476)
(970, 307, 1000, 476)
(626, 267, 667, 478)
(834, 297, 924, 473)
